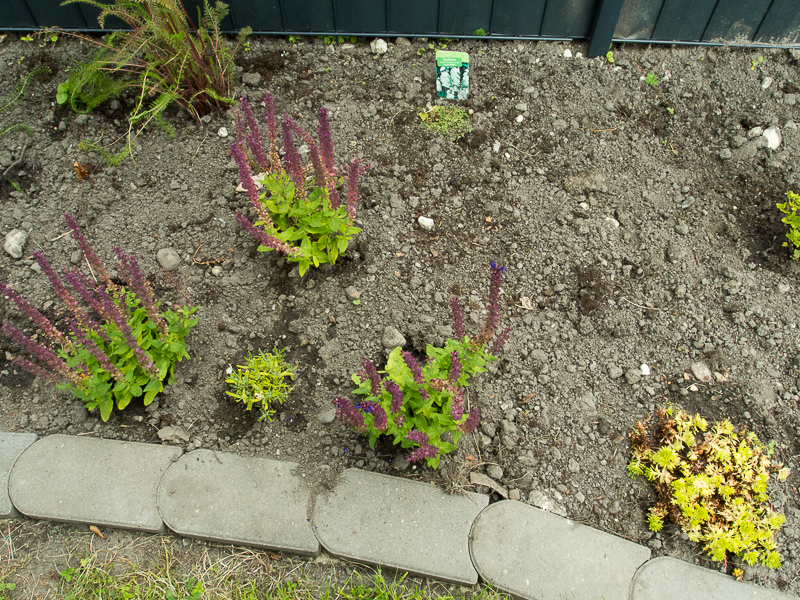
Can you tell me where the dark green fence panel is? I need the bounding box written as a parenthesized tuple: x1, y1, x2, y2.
(228, 0, 282, 32)
(702, 0, 772, 42)
(387, 0, 438, 34)
(754, 0, 800, 44)
(540, 0, 595, 38)
(281, 0, 335, 32)
(490, 0, 547, 37)
(439, 0, 493, 36)
(337, 0, 387, 33)
(615, 0, 660, 39)
(4, 0, 35, 29)
(26, 0, 88, 30)
(651, 0, 718, 42)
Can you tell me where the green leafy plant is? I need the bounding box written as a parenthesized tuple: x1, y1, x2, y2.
(20, 34, 34, 42)
(225, 348, 296, 421)
(666, 106, 675, 115)
(233, 93, 367, 277)
(333, 261, 512, 468)
(606, 43, 614, 63)
(751, 56, 764, 70)
(0, 580, 16, 600)
(777, 190, 800, 260)
(0, 214, 198, 421)
(418, 104, 472, 142)
(288, 35, 302, 43)
(628, 406, 791, 570)
(322, 35, 358, 45)
(645, 72, 658, 86)
(49, 0, 250, 164)
(473, 28, 487, 36)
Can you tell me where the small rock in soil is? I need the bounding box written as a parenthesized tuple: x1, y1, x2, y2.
(690, 361, 713, 382)
(4, 229, 28, 259)
(156, 247, 181, 270)
(382, 326, 406, 349)
(417, 216, 434, 231)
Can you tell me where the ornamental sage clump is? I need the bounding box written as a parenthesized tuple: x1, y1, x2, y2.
(234, 93, 367, 276)
(0, 214, 198, 421)
(628, 405, 791, 570)
(333, 261, 512, 468)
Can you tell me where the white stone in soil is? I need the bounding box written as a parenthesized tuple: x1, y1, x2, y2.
(211, 265, 223, 277)
(761, 76, 773, 90)
(418, 216, 435, 231)
(3, 229, 28, 259)
(156, 247, 181, 270)
(370, 38, 388, 55)
(217, 126, 228, 138)
(640, 363, 651, 376)
(763, 126, 781, 149)
(563, 49, 573, 58)
(690, 361, 712, 382)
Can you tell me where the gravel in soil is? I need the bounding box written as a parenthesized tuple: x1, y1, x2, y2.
(0, 35, 799, 596)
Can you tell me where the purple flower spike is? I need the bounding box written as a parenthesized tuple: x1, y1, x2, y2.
(263, 92, 281, 172)
(67, 319, 124, 381)
(317, 106, 336, 176)
(11, 355, 61, 383)
(281, 116, 306, 199)
(63, 214, 112, 288)
(405, 431, 439, 463)
(406, 430, 430, 445)
(449, 351, 462, 384)
(451, 403, 463, 421)
(370, 403, 388, 431)
(460, 407, 481, 433)
(403, 351, 424, 384)
(114, 247, 167, 337)
(2, 323, 84, 386)
(384, 379, 404, 413)
(450, 297, 466, 340)
(362, 358, 381, 396)
(231, 141, 263, 207)
(240, 97, 269, 172)
(0, 282, 71, 349)
(32, 251, 92, 330)
(477, 260, 506, 345)
(236, 213, 302, 258)
(332, 396, 365, 432)
(346, 159, 360, 221)
(489, 326, 513, 355)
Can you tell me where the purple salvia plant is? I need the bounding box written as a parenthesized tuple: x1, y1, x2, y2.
(288, 119, 329, 198)
(231, 141, 275, 226)
(281, 116, 306, 199)
(363, 358, 381, 396)
(95, 288, 159, 379)
(239, 97, 269, 172)
(460, 407, 481, 433)
(64, 213, 113, 289)
(115, 247, 168, 337)
(450, 297, 466, 340)
(451, 402, 463, 421)
(403, 351, 424, 385)
(0, 282, 71, 349)
(489, 325, 513, 355)
(263, 92, 281, 172)
(346, 159, 360, 221)
(476, 260, 505, 345)
(32, 251, 96, 334)
(384, 379, 404, 414)
(235, 213, 303, 257)
(332, 396, 365, 432)
(67, 319, 124, 381)
(2, 323, 85, 386)
(405, 430, 439, 463)
(449, 351, 462, 384)
(62, 271, 112, 341)
(11, 354, 61, 384)
(317, 106, 336, 176)
(357, 401, 388, 431)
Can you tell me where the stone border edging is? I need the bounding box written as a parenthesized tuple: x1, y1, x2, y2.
(1, 432, 794, 600)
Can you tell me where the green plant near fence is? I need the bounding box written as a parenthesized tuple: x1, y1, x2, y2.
(50, 0, 250, 164)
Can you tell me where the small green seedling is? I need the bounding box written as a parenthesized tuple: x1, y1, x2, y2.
(0, 581, 16, 600)
(645, 72, 658, 86)
(243, 41, 251, 51)
(20, 34, 34, 42)
(473, 28, 487, 36)
(418, 104, 472, 141)
(288, 35, 301, 43)
(628, 406, 790, 570)
(225, 348, 296, 421)
(751, 56, 764, 70)
(606, 43, 614, 63)
(777, 190, 800, 260)
(352, 298, 361, 305)
(56, 82, 70, 105)
(666, 107, 674, 115)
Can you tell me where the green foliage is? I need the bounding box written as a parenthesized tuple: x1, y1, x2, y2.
(288, 35, 302, 43)
(645, 72, 658, 86)
(473, 28, 487, 36)
(225, 348, 296, 421)
(49, 0, 250, 164)
(0, 580, 16, 600)
(751, 56, 764, 70)
(257, 174, 361, 277)
(628, 406, 791, 570)
(322, 35, 358, 45)
(776, 190, 800, 260)
(418, 104, 472, 142)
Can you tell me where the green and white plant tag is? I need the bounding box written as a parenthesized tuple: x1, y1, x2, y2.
(436, 50, 469, 99)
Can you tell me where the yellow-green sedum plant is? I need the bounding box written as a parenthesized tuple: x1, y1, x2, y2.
(777, 190, 800, 260)
(225, 348, 296, 421)
(628, 406, 790, 570)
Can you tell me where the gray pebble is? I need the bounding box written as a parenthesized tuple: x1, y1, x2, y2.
(486, 464, 504, 479)
(608, 365, 623, 379)
(382, 326, 406, 349)
(4, 229, 28, 259)
(156, 247, 181, 270)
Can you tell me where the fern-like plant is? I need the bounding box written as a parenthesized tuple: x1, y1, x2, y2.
(48, 0, 250, 164)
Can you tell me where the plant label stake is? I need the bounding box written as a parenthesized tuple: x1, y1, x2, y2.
(436, 50, 469, 99)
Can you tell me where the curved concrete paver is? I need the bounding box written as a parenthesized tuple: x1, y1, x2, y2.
(8, 434, 181, 532)
(0, 433, 37, 518)
(631, 557, 794, 600)
(470, 500, 651, 600)
(313, 468, 488, 584)
(158, 449, 318, 555)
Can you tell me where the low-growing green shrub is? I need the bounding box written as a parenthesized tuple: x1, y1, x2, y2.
(418, 104, 472, 141)
(225, 348, 296, 421)
(333, 261, 511, 468)
(777, 190, 800, 260)
(628, 406, 790, 569)
(0, 214, 198, 421)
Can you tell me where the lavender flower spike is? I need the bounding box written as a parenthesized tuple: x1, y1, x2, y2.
(2, 323, 85, 386)
(346, 159, 360, 221)
(239, 97, 269, 172)
(63, 214, 113, 289)
(67, 319, 124, 381)
(460, 407, 481, 433)
(32, 251, 93, 333)
(450, 297, 466, 340)
(489, 325, 513, 355)
(477, 260, 506, 345)
(11, 355, 61, 383)
(403, 351, 424, 384)
(281, 116, 307, 199)
(0, 282, 71, 349)
(236, 213, 303, 258)
(405, 430, 439, 463)
(263, 92, 281, 172)
(332, 396, 365, 432)
(316, 106, 336, 176)
(361, 401, 388, 431)
(384, 379, 404, 413)
(449, 351, 462, 384)
(362, 358, 381, 396)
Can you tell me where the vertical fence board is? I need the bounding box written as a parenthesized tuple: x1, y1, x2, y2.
(614, 0, 660, 39)
(439, 0, 493, 36)
(282, 0, 335, 32)
(651, 0, 717, 41)
(336, 0, 387, 33)
(541, 0, 595, 38)
(226, 0, 282, 33)
(25, 0, 88, 29)
(754, 0, 800, 44)
(702, 0, 772, 42)
(2, 0, 35, 29)
(490, 0, 547, 36)
(387, 0, 439, 34)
